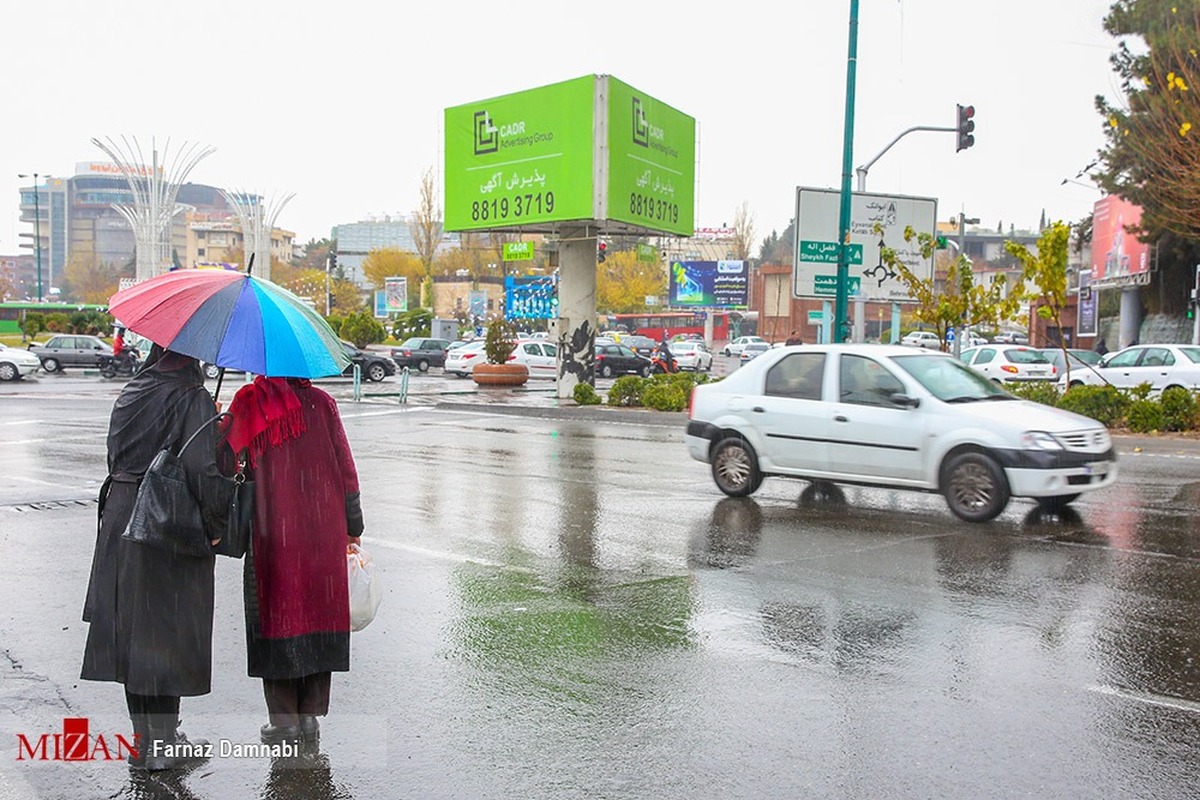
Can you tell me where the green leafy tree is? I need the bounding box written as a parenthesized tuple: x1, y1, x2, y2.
(597, 248, 666, 313)
(484, 317, 518, 364)
(338, 311, 386, 349)
(879, 226, 1023, 349)
(1006, 221, 1073, 381)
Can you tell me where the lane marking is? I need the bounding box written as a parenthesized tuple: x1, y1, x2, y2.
(341, 407, 434, 420)
(1089, 684, 1200, 714)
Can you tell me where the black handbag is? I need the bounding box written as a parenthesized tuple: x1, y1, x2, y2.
(121, 412, 227, 558)
(214, 451, 253, 558)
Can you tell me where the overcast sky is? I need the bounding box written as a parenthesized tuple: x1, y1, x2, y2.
(1, 0, 1122, 256)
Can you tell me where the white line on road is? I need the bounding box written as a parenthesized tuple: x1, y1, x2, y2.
(340, 407, 435, 420)
(0, 419, 44, 426)
(1088, 684, 1200, 714)
(0, 440, 51, 446)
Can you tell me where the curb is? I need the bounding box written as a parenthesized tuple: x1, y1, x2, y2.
(432, 401, 687, 427)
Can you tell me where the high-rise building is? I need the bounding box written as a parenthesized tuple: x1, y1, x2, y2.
(332, 216, 458, 287)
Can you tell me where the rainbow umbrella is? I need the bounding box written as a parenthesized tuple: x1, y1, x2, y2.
(108, 269, 350, 379)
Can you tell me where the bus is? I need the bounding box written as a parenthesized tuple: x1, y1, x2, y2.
(0, 302, 109, 335)
(603, 311, 747, 343)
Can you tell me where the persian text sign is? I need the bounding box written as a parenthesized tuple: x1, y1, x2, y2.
(793, 187, 937, 302)
(669, 260, 747, 308)
(445, 76, 595, 232)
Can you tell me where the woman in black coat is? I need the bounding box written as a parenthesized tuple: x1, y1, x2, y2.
(81, 346, 231, 770)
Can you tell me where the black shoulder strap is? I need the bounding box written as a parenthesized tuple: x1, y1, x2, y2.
(178, 412, 230, 458)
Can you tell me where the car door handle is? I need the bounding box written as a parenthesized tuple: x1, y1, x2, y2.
(834, 414, 849, 422)
(752, 406, 765, 413)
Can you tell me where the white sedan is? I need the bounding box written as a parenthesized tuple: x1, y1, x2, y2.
(1058, 344, 1200, 391)
(507, 341, 558, 379)
(685, 344, 1116, 521)
(444, 341, 487, 377)
(670, 341, 713, 372)
(958, 346, 1057, 383)
(721, 336, 766, 357)
(0, 343, 42, 381)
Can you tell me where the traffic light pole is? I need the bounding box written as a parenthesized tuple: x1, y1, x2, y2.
(855, 126, 955, 192)
(833, 0, 860, 344)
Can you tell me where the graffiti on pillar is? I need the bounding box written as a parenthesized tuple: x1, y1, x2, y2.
(559, 319, 595, 384)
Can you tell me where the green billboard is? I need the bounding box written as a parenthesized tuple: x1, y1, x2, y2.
(444, 75, 694, 237)
(603, 77, 695, 236)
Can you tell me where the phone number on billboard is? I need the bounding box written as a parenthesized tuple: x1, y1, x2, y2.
(471, 192, 556, 222)
(629, 193, 679, 224)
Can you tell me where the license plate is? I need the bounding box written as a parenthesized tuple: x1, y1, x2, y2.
(1085, 463, 1108, 476)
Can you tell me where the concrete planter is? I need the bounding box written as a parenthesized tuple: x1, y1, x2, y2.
(473, 362, 529, 387)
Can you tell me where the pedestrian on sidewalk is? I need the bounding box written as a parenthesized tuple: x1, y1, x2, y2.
(81, 345, 231, 771)
(785, 330, 804, 346)
(225, 376, 364, 747)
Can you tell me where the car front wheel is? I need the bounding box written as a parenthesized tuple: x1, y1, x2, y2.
(941, 451, 1010, 522)
(367, 363, 387, 382)
(600, 364, 614, 378)
(41, 357, 60, 373)
(417, 359, 430, 372)
(641, 364, 653, 378)
(0, 363, 17, 382)
(711, 436, 764, 497)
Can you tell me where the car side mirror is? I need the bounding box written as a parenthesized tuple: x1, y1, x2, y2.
(890, 392, 920, 409)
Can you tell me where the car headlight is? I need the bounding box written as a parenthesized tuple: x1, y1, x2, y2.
(1021, 431, 1064, 451)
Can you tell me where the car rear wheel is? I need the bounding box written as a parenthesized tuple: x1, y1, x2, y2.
(941, 451, 1010, 522)
(600, 364, 614, 378)
(41, 357, 60, 373)
(641, 364, 653, 378)
(417, 359, 430, 372)
(0, 363, 17, 381)
(711, 436, 764, 497)
(367, 363, 387, 382)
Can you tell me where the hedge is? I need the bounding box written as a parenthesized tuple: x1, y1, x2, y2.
(1004, 381, 1198, 433)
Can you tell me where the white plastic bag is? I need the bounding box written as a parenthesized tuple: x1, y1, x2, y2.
(347, 543, 382, 632)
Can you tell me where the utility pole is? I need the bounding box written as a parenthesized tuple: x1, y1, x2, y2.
(953, 212, 980, 358)
(17, 173, 47, 302)
(834, 0, 860, 344)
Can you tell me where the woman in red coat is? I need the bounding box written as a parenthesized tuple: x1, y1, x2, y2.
(225, 376, 364, 745)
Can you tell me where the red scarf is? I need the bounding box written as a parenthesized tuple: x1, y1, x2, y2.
(226, 376, 308, 466)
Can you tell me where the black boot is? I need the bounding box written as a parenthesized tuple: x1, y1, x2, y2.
(135, 716, 210, 772)
(261, 722, 302, 745)
(299, 715, 320, 743)
(126, 713, 151, 768)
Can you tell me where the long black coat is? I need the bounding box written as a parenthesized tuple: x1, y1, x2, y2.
(81, 357, 231, 697)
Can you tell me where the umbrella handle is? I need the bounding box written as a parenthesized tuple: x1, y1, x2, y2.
(213, 367, 225, 402)
(247, 253, 255, 276)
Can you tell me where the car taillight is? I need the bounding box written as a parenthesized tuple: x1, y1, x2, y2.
(1001, 365, 1018, 374)
(596, 354, 606, 361)
(402, 349, 412, 356)
(508, 354, 517, 361)
(464, 353, 477, 360)
(1051, 366, 1057, 375)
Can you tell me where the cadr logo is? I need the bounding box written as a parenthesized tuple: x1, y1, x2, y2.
(15, 717, 138, 762)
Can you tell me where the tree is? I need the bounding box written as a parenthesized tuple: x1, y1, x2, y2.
(338, 310, 386, 349)
(880, 226, 1023, 349)
(731, 201, 756, 261)
(63, 252, 121, 304)
(0, 271, 15, 302)
(330, 279, 364, 315)
(1006, 221, 1073, 381)
(410, 166, 443, 306)
(361, 248, 425, 298)
(596, 248, 666, 312)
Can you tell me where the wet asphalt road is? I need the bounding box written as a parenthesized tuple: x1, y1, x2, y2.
(1, 371, 1199, 799)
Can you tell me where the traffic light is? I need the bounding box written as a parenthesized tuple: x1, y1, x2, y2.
(956, 104, 976, 152)
(327, 251, 338, 272)
(597, 241, 607, 263)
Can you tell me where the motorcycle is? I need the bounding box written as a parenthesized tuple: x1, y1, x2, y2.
(650, 348, 680, 375)
(99, 349, 141, 378)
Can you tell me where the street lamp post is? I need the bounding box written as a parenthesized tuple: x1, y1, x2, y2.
(17, 173, 48, 302)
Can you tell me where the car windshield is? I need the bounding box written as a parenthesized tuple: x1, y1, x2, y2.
(891, 353, 1014, 403)
(399, 338, 424, 348)
(1003, 348, 1050, 364)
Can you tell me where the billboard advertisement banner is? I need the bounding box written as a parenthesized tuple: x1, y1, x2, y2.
(604, 77, 696, 237)
(504, 275, 558, 320)
(1077, 270, 1098, 338)
(1091, 195, 1151, 285)
(384, 277, 408, 314)
(669, 260, 748, 308)
(444, 76, 596, 232)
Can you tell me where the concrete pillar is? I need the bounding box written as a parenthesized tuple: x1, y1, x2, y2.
(1119, 287, 1141, 348)
(853, 298, 865, 343)
(704, 312, 714, 347)
(556, 225, 597, 400)
(891, 302, 902, 345)
(821, 301, 832, 344)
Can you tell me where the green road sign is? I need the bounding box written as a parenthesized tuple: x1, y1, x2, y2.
(503, 241, 534, 261)
(637, 243, 659, 263)
(813, 274, 861, 296)
(799, 240, 863, 264)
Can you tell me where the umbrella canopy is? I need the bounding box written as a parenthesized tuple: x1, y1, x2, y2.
(109, 269, 350, 378)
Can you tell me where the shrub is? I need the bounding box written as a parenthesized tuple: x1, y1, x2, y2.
(642, 380, 689, 411)
(484, 318, 518, 364)
(607, 376, 645, 407)
(1057, 384, 1130, 427)
(1126, 398, 1164, 433)
(573, 382, 601, 405)
(1004, 381, 1060, 407)
(338, 311, 387, 348)
(1160, 387, 1198, 431)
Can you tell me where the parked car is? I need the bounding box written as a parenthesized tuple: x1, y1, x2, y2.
(594, 343, 653, 378)
(1057, 344, 1200, 391)
(722, 336, 767, 357)
(0, 343, 43, 381)
(340, 341, 396, 382)
(1038, 348, 1103, 382)
(739, 342, 771, 364)
(993, 331, 1030, 345)
(507, 341, 559, 379)
(685, 344, 1117, 521)
(671, 341, 713, 372)
(28, 334, 110, 372)
(957, 346, 1057, 383)
(390, 337, 451, 372)
(445, 341, 488, 377)
(900, 331, 942, 350)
